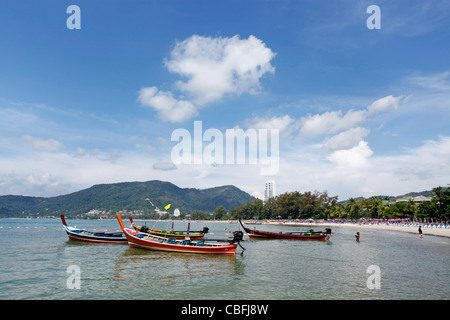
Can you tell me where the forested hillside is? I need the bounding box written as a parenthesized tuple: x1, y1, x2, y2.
(0, 180, 255, 218)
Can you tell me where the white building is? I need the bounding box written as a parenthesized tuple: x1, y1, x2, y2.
(395, 195, 432, 204)
(265, 180, 276, 202)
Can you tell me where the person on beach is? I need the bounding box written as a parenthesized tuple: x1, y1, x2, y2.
(355, 232, 360, 241)
(418, 226, 423, 238)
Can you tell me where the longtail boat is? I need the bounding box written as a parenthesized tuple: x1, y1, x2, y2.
(61, 215, 127, 244)
(239, 220, 331, 241)
(129, 217, 208, 240)
(117, 214, 243, 255)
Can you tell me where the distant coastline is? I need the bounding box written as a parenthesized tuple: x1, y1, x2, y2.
(2, 216, 449, 238)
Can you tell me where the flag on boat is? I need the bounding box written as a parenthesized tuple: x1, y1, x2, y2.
(165, 204, 171, 210)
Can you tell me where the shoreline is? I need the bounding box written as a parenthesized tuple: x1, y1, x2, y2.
(265, 221, 450, 238)
(3, 217, 449, 238)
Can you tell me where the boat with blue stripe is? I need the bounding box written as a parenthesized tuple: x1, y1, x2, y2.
(61, 215, 127, 244)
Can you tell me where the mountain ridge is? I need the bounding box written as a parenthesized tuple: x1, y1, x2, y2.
(0, 180, 256, 218)
(0, 182, 444, 219)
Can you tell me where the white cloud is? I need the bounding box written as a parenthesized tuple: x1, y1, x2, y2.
(0, 172, 72, 197)
(166, 34, 276, 105)
(406, 71, 450, 91)
(246, 114, 294, 131)
(245, 114, 296, 138)
(327, 140, 373, 168)
(298, 109, 367, 138)
(152, 160, 177, 171)
(138, 34, 276, 122)
(22, 135, 64, 152)
(321, 127, 370, 151)
(27, 172, 61, 187)
(367, 95, 403, 114)
(375, 135, 450, 181)
(297, 95, 404, 139)
(138, 87, 198, 123)
(70, 148, 87, 158)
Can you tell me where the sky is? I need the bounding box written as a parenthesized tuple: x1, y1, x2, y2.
(0, 0, 449, 201)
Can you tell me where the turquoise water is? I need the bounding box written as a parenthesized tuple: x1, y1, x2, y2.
(0, 218, 449, 300)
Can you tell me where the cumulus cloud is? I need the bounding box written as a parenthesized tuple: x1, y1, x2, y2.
(138, 87, 198, 123)
(246, 115, 294, 130)
(22, 135, 64, 152)
(245, 114, 296, 138)
(298, 109, 367, 138)
(321, 127, 370, 151)
(327, 140, 374, 168)
(166, 34, 276, 104)
(367, 95, 403, 114)
(297, 95, 405, 140)
(139, 34, 276, 122)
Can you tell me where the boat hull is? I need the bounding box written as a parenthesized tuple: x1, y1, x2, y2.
(64, 226, 128, 244)
(128, 235, 235, 254)
(61, 215, 127, 244)
(246, 232, 329, 240)
(239, 220, 330, 241)
(118, 215, 237, 255)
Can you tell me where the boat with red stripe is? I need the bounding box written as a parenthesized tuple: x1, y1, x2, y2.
(239, 220, 331, 240)
(117, 214, 244, 255)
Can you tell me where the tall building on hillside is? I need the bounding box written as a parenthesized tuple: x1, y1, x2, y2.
(265, 180, 276, 202)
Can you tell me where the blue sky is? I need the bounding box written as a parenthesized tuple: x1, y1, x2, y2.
(1, 0, 449, 200)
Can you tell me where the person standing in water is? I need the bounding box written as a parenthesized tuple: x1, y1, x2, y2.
(418, 226, 423, 238)
(355, 232, 360, 242)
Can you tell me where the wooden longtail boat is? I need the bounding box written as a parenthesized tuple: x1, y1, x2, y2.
(61, 215, 127, 244)
(239, 220, 331, 241)
(117, 215, 242, 255)
(129, 217, 207, 240)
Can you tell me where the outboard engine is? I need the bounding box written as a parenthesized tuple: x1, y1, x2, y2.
(201, 226, 209, 234)
(230, 230, 246, 253)
(140, 225, 149, 233)
(231, 230, 244, 243)
(325, 228, 332, 234)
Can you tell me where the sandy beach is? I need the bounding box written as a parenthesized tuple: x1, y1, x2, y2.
(265, 221, 450, 238)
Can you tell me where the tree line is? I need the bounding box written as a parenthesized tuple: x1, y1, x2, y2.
(222, 187, 450, 221)
(118, 186, 450, 222)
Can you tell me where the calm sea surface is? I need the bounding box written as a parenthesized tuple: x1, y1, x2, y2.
(0, 218, 449, 300)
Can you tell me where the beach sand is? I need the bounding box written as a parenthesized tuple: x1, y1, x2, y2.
(266, 221, 450, 238)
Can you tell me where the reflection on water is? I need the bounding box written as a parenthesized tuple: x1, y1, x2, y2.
(110, 247, 244, 299)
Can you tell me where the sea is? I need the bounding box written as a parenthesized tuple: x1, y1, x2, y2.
(0, 218, 449, 301)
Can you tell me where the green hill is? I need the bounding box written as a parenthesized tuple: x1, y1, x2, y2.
(0, 180, 255, 218)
